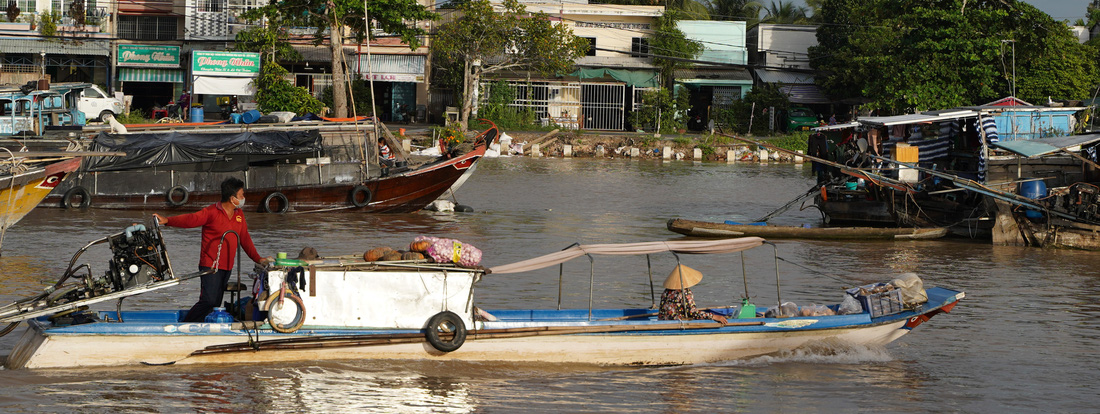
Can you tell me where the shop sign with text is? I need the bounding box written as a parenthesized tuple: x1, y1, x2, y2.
(117, 45, 180, 68)
(191, 51, 261, 77)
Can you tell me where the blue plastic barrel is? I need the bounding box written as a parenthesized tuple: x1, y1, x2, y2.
(205, 307, 234, 323)
(230, 113, 241, 124)
(1020, 180, 1048, 219)
(190, 107, 204, 123)
(241, 109, 262, 124)
(1020, 180, 1048, 199)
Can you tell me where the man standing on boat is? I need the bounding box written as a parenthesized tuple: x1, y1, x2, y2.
(153, 178, 271, 322)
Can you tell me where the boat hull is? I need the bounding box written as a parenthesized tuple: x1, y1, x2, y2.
(0, 157, 80, 230)
(5, 288, 963, 369)
(667, 218, 947, 240)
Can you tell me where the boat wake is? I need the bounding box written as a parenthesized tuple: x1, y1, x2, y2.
(716, 341, 895, 367)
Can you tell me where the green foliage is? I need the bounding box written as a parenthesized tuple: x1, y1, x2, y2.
(764, 131, 809, 153)
(433, 0, 588, 129)
(435, 124, 466, 145)
(5, 1, 18, 23)
(254, 61, 324, 114)
(713, 83, 791, 134)
(115, 109, 149, 124)
(38, 10, 59, 38)
(697, 143, 716, 156)
(706, 0, 760, 24)
(672, 136, 693, 146)
(68, 0, 85, 26)
(477, 81, 543, 130)
(650, 10, 704, 88)
(319, 79, 377, 115)
(631, 88, 691, 134)
(760, 0, 807, 24)
(811, 0, 1100, 112)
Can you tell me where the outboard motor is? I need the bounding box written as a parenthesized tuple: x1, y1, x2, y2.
(105, 224, 171, 290)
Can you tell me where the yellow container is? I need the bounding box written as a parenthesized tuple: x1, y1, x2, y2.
(894, 143, 919, 163)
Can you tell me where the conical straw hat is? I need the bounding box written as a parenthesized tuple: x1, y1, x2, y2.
(663, 264, 703, 290)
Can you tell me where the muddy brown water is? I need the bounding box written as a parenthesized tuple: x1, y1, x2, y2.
(0, 157, 1096, 412)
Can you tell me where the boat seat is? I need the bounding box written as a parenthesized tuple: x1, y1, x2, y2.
(225, 282, 249, 292)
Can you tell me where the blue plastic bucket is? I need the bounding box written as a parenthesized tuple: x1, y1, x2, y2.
(241, 109, 261, 124)
(190, 107, 204, 123)
(230, 113, 241, 124)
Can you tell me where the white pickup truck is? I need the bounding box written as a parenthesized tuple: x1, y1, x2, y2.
(74, 84, 125, 121)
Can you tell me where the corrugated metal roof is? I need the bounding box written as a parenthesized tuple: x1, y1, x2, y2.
(858, 110, 979, 126)
(813, 121, 859, 131)
(754, 68, 815, 84)
(992, 133, 1100, 157)
(674, 68, 752, 81)
(290, 45, 359, 63)
(779, 84, 830, 104)
(0, 37, 110, 56)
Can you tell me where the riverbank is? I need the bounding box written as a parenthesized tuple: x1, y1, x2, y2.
(404, 127, 812, 162)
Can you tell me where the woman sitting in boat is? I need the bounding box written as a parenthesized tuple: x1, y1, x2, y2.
(658, 265, 728, 324)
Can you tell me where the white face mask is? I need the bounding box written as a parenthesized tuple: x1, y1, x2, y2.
(234, 196, 245, 209)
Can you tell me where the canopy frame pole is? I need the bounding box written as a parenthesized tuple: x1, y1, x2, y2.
(764, 241, 781, 308)
(740, 251, 748, 301)
(646, 254, 655, 309)
(557, 242, 579, 311)
(585, 253, 595, 321)
(671, 251, 685, 317)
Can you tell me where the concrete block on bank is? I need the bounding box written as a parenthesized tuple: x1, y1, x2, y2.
(759, 149, 769, 162)
(531, 144, 542, 157)
(402, 139, 411, 153)
(693, 148, 703, 160)
(727, 150, 737, 163)
(630, 147, 640, 157)
(595, 146, 606, 157)
(794, 150, 804, 164)
(563, 145, 572, 157)
(662, 146, 672, 160)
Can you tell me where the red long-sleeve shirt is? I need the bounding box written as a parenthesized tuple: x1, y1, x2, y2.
(165, 203, 263, 271)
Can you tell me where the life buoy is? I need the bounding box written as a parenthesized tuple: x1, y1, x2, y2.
(424, 311, 467, 352)
(261, 192, 289, 214)
(348, 185, 372, 207)
(166, 186, 189, 206)
(262, 290, 306, 333)
(61, 186, 91, 209)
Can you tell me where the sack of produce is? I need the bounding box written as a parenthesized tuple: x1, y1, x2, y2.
(891, 273, 928, 306)
(425, 238, 482, 267)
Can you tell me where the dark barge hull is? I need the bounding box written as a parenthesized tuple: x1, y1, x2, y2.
(666, 218, 947, 240)
(42, 123, 492, 213)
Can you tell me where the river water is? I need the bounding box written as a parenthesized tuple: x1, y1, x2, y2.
(0, 157, 1098, 412)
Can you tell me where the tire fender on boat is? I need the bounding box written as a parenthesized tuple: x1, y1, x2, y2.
(166, 186, 189, 206)
(348, 185, 372, 207)
(425, 311, 467, 352)
(262, 291, 306, 333)
(261, 192, 289, 214)
(61, 186, 91, 209)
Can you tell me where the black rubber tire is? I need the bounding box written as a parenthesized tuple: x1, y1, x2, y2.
(262, 291, 306, 333)
(61, 186, 91, 209)
(166, 186, 189, 206)
(425, 311, 467, 353)
(99, 110, 114, 121)
(261, 192, 289, 214)
(348, 185, 372, 207)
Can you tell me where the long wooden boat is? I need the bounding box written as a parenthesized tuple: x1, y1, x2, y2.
(667, 218, 948, 240)
(0, 231, 963, 369)
(0, 156, 81, 243)
(41, 122, 496, 213)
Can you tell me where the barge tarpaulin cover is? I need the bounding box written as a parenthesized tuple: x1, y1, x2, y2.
(85, 130, 322, 172)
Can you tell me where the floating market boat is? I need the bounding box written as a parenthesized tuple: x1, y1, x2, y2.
(43, 121, 497, 213)
(0, 225, 964, 369)
(0, 155, 82, 248)
(666, 218, 948, 240)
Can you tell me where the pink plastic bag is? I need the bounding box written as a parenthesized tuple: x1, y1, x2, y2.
(421, 237, 482, 267)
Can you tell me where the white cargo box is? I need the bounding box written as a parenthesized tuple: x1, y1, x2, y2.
(265, 267, 480, 330)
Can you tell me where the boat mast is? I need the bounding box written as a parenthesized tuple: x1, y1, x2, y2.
(364, 0, 381, 172)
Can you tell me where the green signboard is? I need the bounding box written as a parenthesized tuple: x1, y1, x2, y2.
(117, 45, 180, 68)
(191, 51, 261, 77)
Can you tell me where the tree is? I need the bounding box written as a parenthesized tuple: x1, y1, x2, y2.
(244, 0, 436, 118)
(235, 11, 324, 114)
(433, 0, 587, 130)
(811, 0, 1100, 113)
(650, 10, 704, 88)
(6, 1, 19, 23)
(705, 0, 760, 24)
(760, 0, 807, 24)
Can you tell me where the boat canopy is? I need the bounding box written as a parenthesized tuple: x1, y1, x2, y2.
(85, 130, 322, 172)
(489, 238, 765, 274)
(990, 133, 1100, 158)
(858, 110, 978, 126)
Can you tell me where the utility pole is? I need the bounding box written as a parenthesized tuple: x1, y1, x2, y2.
(1002, 39, 1017, 141)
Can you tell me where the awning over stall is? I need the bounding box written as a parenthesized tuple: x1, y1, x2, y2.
(858, 110, 979, 126)
(991, 133, 1100, 158)
(571, 68, 658, 88)
(118, 68, 184, 83)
